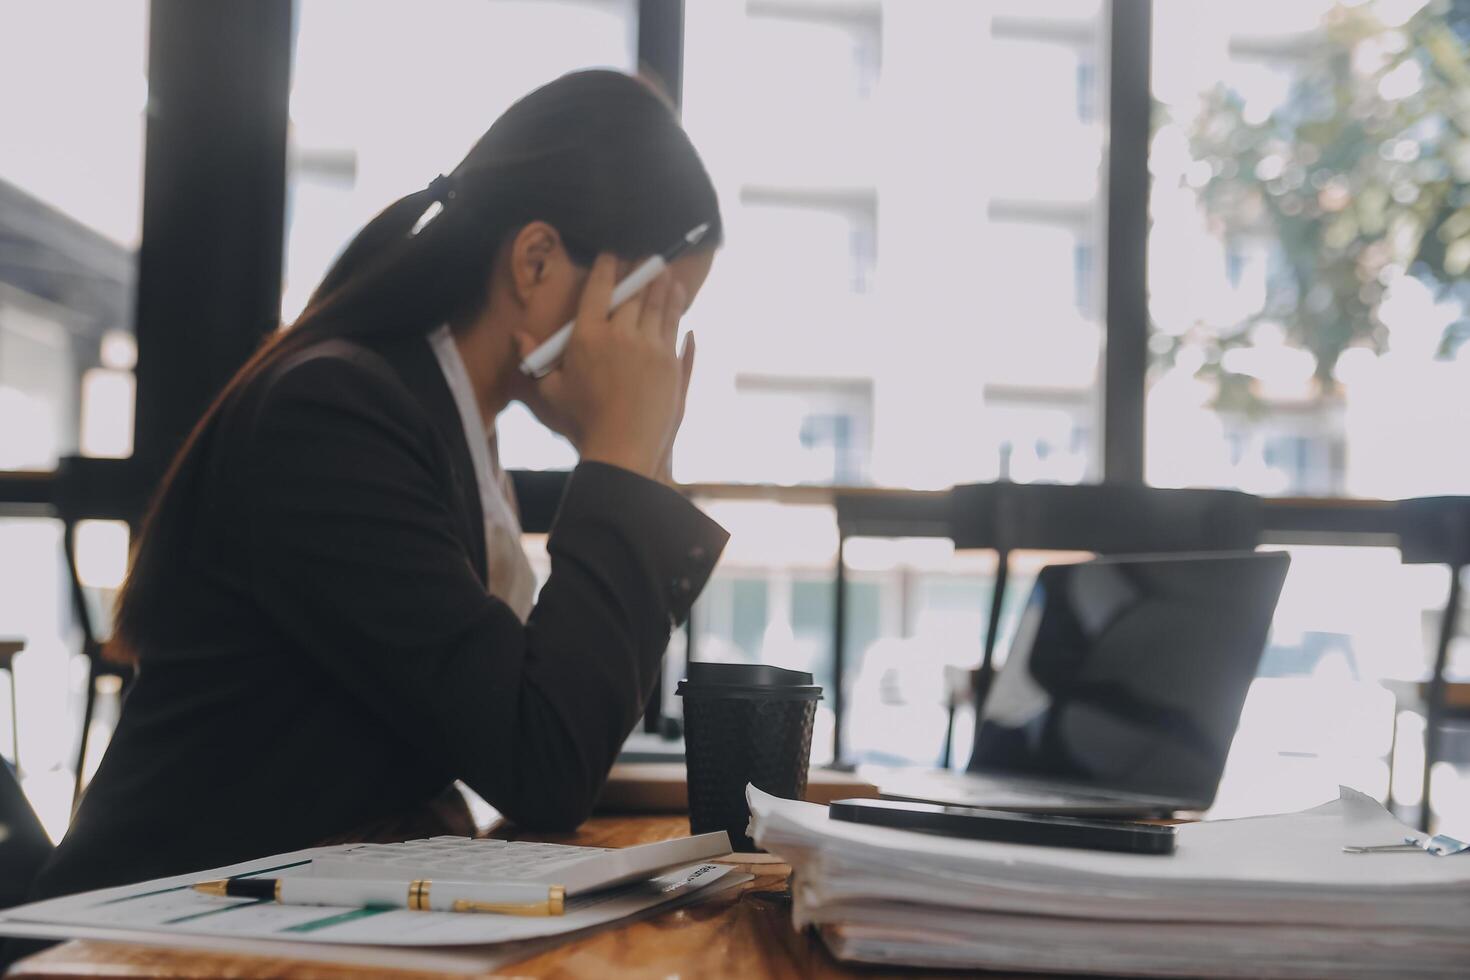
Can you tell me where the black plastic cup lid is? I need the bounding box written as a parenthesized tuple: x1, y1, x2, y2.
(676, 662, 822, 700)
(685, 662, 812, 686)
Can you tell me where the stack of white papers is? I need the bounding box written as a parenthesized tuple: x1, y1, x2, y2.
(747, 786, 1470, 978)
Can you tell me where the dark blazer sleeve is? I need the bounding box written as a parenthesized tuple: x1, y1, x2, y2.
(242, 352, 727, 830)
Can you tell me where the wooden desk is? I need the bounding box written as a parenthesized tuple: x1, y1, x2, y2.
(8, 814, 987, 979)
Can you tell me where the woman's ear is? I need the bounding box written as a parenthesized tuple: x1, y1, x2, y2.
(508, 221, 564, 305)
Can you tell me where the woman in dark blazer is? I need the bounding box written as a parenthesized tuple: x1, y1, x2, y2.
(29, 70, 728, 900)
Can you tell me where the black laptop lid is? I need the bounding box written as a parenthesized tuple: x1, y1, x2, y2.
(968, 551, 1290, 808)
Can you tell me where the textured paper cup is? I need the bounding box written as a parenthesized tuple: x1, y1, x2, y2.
(677, 663, 821, 852)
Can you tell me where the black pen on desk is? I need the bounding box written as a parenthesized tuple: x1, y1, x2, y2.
(192, 876, 565, 916)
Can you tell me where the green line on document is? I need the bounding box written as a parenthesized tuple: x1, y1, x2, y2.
(95, 884, 191, 906)
(164, 899, 272, 924)
(281, 906, 394, 934)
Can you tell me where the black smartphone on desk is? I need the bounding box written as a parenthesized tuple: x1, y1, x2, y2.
(829, 798, 1176, 855)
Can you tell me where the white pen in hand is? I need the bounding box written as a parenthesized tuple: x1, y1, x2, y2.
(193, 876, 565, 916)
(518, 222, 711, 379)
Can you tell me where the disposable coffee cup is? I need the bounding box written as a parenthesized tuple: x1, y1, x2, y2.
(677, 662, 822, 853)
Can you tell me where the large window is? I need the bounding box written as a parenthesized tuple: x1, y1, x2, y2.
(1148, 0, 1470, 498)
(0, 0, 146, 836)
(674, 0, 1109, 775)
(0, 1, 144, 471)
(1212, 543, 1445, 818)
(678, 0, 1108, 492)
(1142, 0, 1470, 821)
(4, 0, 1468, 834)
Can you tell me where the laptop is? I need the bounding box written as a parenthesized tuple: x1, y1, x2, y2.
(878, 550, 1290, 817)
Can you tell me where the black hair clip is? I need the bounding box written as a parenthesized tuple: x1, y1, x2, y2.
(427, 173, 457, 203)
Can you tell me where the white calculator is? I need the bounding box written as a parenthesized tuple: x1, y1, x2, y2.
(307, 831, 730, 896)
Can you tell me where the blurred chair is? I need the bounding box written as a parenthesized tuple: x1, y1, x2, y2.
(0, 639, 20, 775)
(0, 760, 51, 909)
(53, 455, 141, 814)
(1397, 495, 1470, 832)
(946, 482, 1263, 768)
(61, 519, 131, 812)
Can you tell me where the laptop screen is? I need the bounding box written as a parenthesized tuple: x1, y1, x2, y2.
(968, 551, 1289, 806)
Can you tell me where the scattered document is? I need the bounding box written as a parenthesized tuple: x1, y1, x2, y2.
(0, 844, 743, 970)
(749, 785, 1470, 978)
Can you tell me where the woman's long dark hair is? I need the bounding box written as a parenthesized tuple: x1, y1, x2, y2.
(111, 70, 721, 660)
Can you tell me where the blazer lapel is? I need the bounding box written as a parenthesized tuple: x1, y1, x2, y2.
(373, 333, 489, 585)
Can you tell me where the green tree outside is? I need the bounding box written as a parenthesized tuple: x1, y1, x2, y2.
(1165, 0, 1470, 412)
